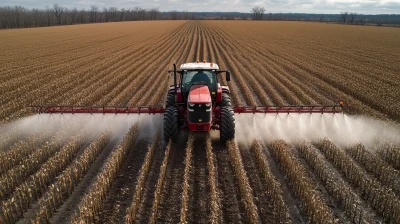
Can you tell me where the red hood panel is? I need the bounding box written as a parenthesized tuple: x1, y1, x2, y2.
(188, 85, 211, 103)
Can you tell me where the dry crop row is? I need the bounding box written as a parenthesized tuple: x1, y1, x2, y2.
(316, 140, 400, 223)
(179, 133, 194, 224)
(0, 131, 51, 175)
(269, 140, 336, 223)
(149, 141, 172, 224)
(226, 140, 259, 223)
(0, 22, 187, 122)
(1, 134, 85, 224)
(297, 143, 373, 223)
(126, 132, 160, 223)
(345, 144, 400, 195)
(0, 20, 400, 224)
(207, 21, 399, 120)
(205, 134, 222, 223)
(0, 129, 69, 200)
(30, 133, 110, 223)
(251, 140, 291, 223)
(71, 124, 138, 223)
(378, 145, 400, 170)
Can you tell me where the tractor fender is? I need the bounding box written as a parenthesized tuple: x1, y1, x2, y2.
(221, 85, 230, 94)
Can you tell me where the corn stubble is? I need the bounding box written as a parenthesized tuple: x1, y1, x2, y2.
(0, 21, 399, 223)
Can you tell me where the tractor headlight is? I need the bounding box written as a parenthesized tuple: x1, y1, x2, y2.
(205, 103, 211, 107)
(189, 103, 195, 107)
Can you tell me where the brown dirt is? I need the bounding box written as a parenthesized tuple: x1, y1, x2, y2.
(96, 140, 149, 224)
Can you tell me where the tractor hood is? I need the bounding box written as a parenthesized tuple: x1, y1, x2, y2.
(188, 85, 211, 104)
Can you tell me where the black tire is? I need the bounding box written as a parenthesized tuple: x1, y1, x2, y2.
(164, 107, 179, 143)
(220, 106, 235, 143)
(221, 92, 232, 107)
(165, 93, 175, 107)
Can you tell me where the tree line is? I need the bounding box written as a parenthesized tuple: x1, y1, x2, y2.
(0, 5, 196, 29)
(0, 4, 399, 29)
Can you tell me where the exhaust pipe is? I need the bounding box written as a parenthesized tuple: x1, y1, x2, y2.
(173, 62, 177, 97)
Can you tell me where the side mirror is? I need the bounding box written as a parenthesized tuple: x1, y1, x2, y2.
(226, 71, 231, 82)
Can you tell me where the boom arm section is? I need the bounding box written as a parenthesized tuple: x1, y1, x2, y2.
(233, 105, 342, 114)
(30, 106, 165, 114)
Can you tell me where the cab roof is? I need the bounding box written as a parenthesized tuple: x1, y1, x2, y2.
(180, 62, 219, 70)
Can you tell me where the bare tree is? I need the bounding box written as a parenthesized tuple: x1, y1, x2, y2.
(170, 10, 178, 20)
(252, 6, 265, 20)
(53, 4, 64, 25)
(349, 12, 357, 24)
(340, 11, 348, 23)
(89, 5, 98, 23)
(149, 8, 159, 20)
(118, 8, 124, 21)
(69, 8, 78, 24)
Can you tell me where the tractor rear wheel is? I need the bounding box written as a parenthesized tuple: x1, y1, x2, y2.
(221, 92, 232, 107)
(220, 106, 235, 142)
(165, 93, 175, 107)
(164, 107, 179, 143)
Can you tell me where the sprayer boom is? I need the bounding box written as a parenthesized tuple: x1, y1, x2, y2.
(30, 106, 165, 114)
(233, 105, 342, 114)
(31, 104, 342, 115)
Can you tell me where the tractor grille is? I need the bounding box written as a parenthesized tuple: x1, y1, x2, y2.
(188, 104, 211, 123)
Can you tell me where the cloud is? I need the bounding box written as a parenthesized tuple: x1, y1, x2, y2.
(0, 0, 399, 13)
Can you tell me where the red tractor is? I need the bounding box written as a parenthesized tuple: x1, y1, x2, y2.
(31, 61, 343, 143)
(163, 62, 235, 142)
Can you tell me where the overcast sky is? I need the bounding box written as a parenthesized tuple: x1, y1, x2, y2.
(1, 0, 399, 14)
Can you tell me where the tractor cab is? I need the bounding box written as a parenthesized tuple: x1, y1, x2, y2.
(181, 69, 217, 103)
(177, 62, 230, 105)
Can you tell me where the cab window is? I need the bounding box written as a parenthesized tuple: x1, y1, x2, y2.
(182, 70, 216, 92)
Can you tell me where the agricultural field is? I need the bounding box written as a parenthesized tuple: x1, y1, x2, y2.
(0, 20, 400, 224)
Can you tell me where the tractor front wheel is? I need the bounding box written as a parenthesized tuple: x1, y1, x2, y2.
(220, 106, 235, 142)
(164, 107, 179, 143)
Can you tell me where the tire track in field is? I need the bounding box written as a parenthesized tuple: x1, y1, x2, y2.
(133, 139, 165, 223)
(211, 134, 246, 223)
(261, 144, 306, 223)
(48, 139, 118, 224)
(96, 139, 149, 224)
(205, 133, 222, 223)
(238, 144, 276, 222)
(157, 132, 188, 223)
(186, 136, 211, 223)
